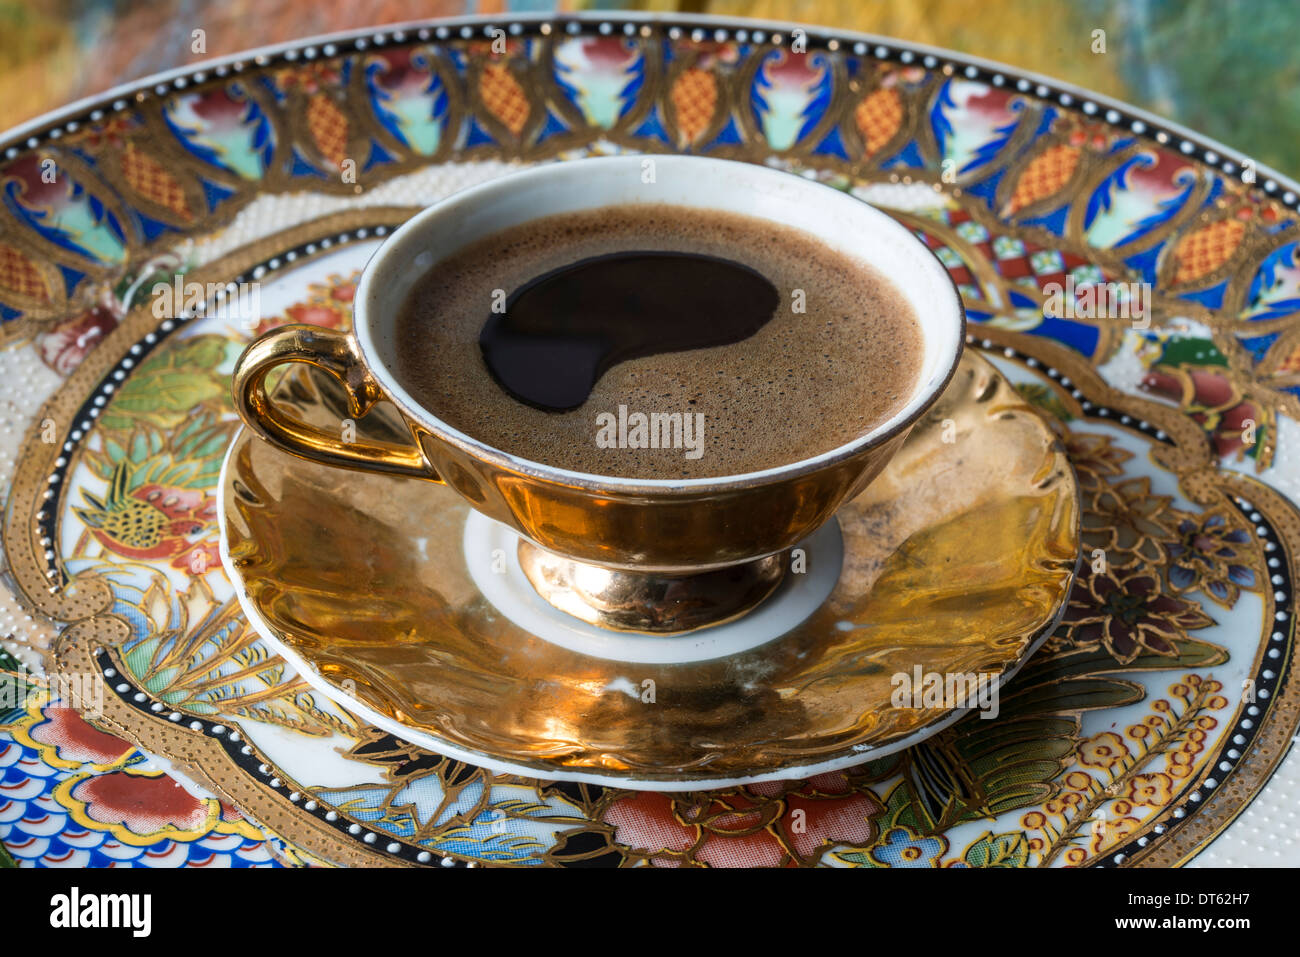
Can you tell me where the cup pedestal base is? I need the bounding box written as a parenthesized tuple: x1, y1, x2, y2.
(515, 541, 789, 634)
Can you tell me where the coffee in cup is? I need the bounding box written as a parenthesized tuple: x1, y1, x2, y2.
(391, 203, 924, 480)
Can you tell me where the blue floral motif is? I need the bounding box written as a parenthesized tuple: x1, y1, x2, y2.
(869, 827, 948, 867)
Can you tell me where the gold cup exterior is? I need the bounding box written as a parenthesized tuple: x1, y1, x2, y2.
(232, 323, 924, 574)
(418, 421, 912, 572)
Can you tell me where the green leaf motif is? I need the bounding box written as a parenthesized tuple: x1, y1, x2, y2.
(964, 830, 1030, 868)
(873, 779, 928, 834)
(88, 406, 238, 493)
(1245, 424, 1265, 460)
(0, 646, 29, 676)
(829, 848, 886, 868)
(1, 649, 35, 725)
(900, 712, 1077, 832)
(99, 336, 230, 432)
(888, 632, 1230, 834)
(1156, 337, 1228, 369)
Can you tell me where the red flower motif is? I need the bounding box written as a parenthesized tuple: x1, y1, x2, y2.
(188, 88, 250, 124)
(1280, 344, 1300, 374)
(70, 771, 209, 836)
(1187, 369, 1234, 407)
(601, 771, 884, 867)
(253, 272, 358, 336)
(29, 705, 133, 766)
(284, 302, 345, 327)
(677, 39, 741, 68)
(37, 304, 120, 375)
(1141, 367, 1263, 461)
(1207, 401, 1259, 459)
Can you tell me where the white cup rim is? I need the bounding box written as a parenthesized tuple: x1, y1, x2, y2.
(353, 155, 966, 492)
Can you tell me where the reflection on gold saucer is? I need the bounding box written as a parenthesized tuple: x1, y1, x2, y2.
(219, 352, 1080, 789)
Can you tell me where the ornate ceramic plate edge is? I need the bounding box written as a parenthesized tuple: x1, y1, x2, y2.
(0, 11, 1293, 867)
(4, 11, 1296, 207)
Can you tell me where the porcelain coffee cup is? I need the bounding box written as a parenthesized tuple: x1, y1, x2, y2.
(231, 155, 965, 632)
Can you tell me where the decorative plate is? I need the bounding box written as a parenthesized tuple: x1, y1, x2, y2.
(0, 12, 1295, 867)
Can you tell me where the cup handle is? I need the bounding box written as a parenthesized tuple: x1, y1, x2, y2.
(232, 324, 443, 482)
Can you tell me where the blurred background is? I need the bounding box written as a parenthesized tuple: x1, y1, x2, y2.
(1, 0, 1296, 174)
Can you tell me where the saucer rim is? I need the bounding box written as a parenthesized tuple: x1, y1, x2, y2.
(217, 460, 1069, 789)
(216, 350, 1081, 789)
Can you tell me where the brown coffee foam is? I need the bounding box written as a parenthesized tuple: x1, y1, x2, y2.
(393, 204, 923, 479)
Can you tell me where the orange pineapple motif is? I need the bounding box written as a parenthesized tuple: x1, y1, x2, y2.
(306, 93, 349, 170)
(671, 67, 718, 146)
(121, 143, 190, 221)
(0, 243, 48, 300)
(854, 86, 902, 157)
(1169, 218, 1247, 285)
(479, 62, 530, 137)
(1004, 144, 1081, 216)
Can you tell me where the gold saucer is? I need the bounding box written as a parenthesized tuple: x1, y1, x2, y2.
(219, 352, 1080, 789)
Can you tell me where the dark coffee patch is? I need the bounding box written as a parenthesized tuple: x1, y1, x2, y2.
(480, 252, 779, 411)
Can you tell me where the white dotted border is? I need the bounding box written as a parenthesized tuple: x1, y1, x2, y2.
(0, 16, 1291, 208)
